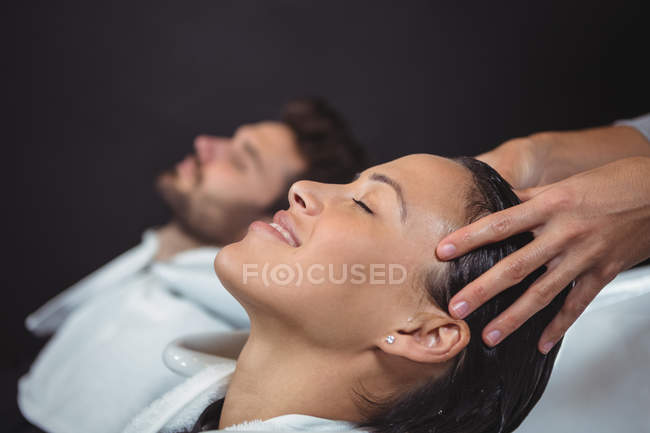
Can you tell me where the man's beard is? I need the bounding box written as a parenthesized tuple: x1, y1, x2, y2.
(155, 170, 217, 244)
(155, 170, 260, 246)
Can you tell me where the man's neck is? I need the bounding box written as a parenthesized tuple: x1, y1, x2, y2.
(154, 222, 209, 261)
(217, 332, 365, 429)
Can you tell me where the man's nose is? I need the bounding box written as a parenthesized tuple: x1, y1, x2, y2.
(193, 135, 231, 164)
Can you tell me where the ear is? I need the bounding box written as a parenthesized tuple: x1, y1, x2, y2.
(379, 313, 470, 364)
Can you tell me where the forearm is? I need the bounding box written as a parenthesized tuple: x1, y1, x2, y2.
(478, 116, 650, 190)
(528, 123, 650, 186)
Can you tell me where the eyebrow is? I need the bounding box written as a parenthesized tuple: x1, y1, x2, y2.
(243, 140, 264, 171)
(369, 172, 408, 223)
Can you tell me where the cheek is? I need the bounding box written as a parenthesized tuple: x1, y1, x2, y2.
(280, 276, 414, 350)
(280, 229, 410, 329)
(200, 170, 241, 198)
(217, 223, 423, 349)
(201, 170, 280, 209)
(297, 220, 409, 276)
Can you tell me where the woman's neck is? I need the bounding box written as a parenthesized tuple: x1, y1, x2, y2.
(218, 331, 365, 429)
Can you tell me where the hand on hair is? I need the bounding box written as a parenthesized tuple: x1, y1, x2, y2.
(471, 136, 545, 190)
(436, 157, 650, 354)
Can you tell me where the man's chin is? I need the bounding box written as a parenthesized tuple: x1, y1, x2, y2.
(157, 168, 178, 183)
(156, 172, 188, 208)
(157, 169, 187, 192)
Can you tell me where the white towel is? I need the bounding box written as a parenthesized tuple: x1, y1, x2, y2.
(516, 265, 650, 432)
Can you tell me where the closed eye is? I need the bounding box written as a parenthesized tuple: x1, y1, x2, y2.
(353, 198, 374, 214)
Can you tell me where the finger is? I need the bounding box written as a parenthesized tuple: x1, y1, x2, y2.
(515, 185, 549, 202)
(537, 273, 604, 354)
(448, 235, 561, 319)
(437, 199, 545, 260)
(480, 258, 578, 347)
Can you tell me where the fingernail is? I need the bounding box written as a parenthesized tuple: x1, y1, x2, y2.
(541, 341, 555, 354)
(485, 329, 502, 346)
(438, 243, 456, 259)
(451, 301, 469, 318)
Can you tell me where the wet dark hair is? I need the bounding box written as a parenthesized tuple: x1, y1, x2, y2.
(355, 157, 570, 433)
(265, 97, 368, 214)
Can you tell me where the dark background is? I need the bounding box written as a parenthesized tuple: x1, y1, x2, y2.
(4, 1, 649, 430)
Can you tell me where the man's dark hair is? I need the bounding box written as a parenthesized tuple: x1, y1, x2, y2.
(356, 157, 570, 433)
(265, 97, 367, 214)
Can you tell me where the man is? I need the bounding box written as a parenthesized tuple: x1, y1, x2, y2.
(18, 98, 367, 433)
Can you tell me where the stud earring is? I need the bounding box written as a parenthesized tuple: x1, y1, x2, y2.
(385, 335, 395, 344)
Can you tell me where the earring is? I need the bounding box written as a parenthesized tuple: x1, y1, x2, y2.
(385, 335, 396, 344)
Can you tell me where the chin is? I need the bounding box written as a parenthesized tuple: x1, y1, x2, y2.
(215, 233, 261, 284)
(156, 172, 182, 202)
(156, 168, 178, 187)
(214, 240, 270, 315)
(214, 243, 240, 289)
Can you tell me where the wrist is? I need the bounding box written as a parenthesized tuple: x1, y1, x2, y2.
(524, 132, 555, 185)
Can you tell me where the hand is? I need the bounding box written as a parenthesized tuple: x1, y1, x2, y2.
(436, 157, 650, 353)
(475, 136, 546, 190)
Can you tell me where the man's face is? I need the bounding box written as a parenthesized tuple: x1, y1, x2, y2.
(157, 121, 307, 245)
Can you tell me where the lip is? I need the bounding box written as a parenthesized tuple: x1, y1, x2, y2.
(248, 221, 290, 245)
(247, 211, 302, 247)
(272, 210, 301, 247)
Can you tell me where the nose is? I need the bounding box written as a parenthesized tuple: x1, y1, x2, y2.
(193, 135, 231, 164)
(289, 180, 325, 216)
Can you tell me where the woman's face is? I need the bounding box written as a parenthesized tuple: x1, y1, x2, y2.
(215, 154, 472, 351)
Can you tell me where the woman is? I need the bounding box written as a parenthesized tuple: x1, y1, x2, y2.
(126, 155, 569, 433)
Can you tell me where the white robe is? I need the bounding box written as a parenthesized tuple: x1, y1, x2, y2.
(19, 230, 249, 433)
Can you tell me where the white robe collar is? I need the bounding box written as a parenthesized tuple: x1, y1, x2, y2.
(25, 229, 249, 335)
